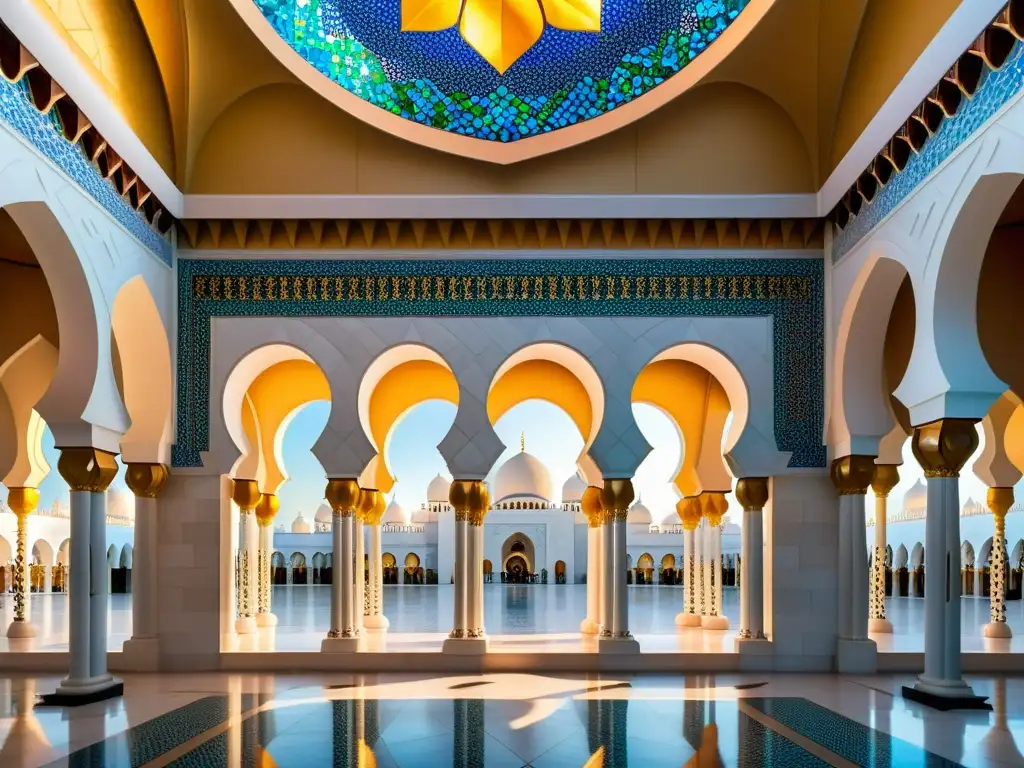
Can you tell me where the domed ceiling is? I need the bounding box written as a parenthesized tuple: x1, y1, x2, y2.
(246, 0, 751, 160)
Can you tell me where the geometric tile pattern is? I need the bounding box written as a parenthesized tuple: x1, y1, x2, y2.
(173, 257, 825, 469)
(834, 42, 1024, 264)
(0, 75, 172, 265)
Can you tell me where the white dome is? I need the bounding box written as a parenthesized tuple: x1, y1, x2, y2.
(382, 499, 410, 526)
(561, 473, 586, 504)
(411, 506, 432, 524)
(627, 501, 652, 526)
(314, 503, 332, 524)
(108, 490, 134, 519)
(291, 514, 312, 534)
(659, 512, 678, 528)
(427, 474, 451, 503)
(494, 450, 554, 505)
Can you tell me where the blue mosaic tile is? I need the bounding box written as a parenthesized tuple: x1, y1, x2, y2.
(172, 257, 826, 469)
(0, 76, 172, 266)
(835, 41, 1024, 262)
(743, 698, 967, 767)
(252, 0, 748, 142)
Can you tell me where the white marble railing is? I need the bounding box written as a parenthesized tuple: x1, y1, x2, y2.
(382, 524, 425, 533)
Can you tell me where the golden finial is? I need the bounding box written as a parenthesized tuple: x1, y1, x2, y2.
(520, 431, 525, 452)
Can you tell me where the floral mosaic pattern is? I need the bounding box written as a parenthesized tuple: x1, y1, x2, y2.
(172, 257, 825, 469)
(0, 76, 172, 265)
(252, 0, 748, 142)
(834, 41, 1024, 263)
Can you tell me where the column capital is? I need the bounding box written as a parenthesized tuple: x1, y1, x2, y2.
(231, 478, 261, 511)
(325, 478, 361, 515)
(125, 463, 170, 499)
(599, 478, 634, 520)
(911, 418, 978, 478)
(581, 486, 603, 528)
(735, 478, 769, 510)
(987, 487, 1014, 519)
(449, 480, 490, 526)
(5, 488, 39, 517)
(830, 455, 875, 495)
(700, 491, 729, 526)
(357, 488, 379, 523)
(255, 493, 280, 527)
(870, 464, 900, 498)
(676, 496, 702, 531)
(57, 447, 119, 492)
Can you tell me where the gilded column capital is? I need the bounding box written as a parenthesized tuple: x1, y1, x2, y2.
(830, 455, 876, 495)
(125, 463, 170, 499)
(911, 418, 979, 478)
(231, 478, 261, 511)
(450, 479, 490, 526)
(357, 488, 378, 523)
(325, 478, 361, 517)
(870, 464, 900, 498)
(676, 496, 702, 531)
(599, 478, 634, 522)
(735, 477, 769, 510)
(987, 487, 1014, 519)
(255, 493, 281, 527)
(700, 491, 729, 526)
(6, 487, 39, 518)
(57, 447, 119, 493)
(362, 490, 386, 526)
(581, 486, 603, 528)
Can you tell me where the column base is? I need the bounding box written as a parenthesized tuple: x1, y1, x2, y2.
(320, 636, 363, 653)
(868, 618, 893, 634)
(837, 638, 877, 674)
(40, 676, 123, 707)
(256, 613, 278, 628)
(364, 615, 390, 630)
(579, 618, 599, 634)
(442, 637, 489, 655)
(675, 613, 702, 627)
(734, 637, 772, 654)
(701, 615, 729, 631)
(235, 616, 257, 635)
(6, 620, 35, 639)
(903, 677, 991, 711)
(597, 636, 640, 654)
(121, 637, 160, 670)
(983, 621, 1012, 639)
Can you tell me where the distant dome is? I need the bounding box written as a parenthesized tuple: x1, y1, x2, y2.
(411, 506, 432, 524)
(427, 474, 451, 503)
(561, 473, 586, 504)
(962, 497, 985, 516)
(107, 491, 135, 524)
(659, 512, 678, 528)
(291, 514, 312, 534)
(627, 500, 652, 526)
(382, 499, 410, 526)
(494, 445, 554, 505)
(314, 504, 332, 524)
(902, 480, 926, 517)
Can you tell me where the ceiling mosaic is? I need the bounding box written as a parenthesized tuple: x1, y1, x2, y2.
(252, 0, 748, 143)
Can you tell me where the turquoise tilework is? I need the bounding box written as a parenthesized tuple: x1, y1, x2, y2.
(834, 41, 1024, 263)
(173, 257, 826, 469)
(0, 76, 172, 266)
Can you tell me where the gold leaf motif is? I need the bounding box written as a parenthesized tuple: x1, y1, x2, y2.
(459, 0, 545, 74)
(401, 0, 462, 31)
(540, 0, 601, 31)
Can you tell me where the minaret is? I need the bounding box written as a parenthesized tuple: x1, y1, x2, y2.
(520, 432, 525, 452)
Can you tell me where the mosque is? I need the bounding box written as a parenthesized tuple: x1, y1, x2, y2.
(3, 0, 1024, 726)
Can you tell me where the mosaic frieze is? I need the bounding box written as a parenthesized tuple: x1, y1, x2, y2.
(252, 0, 748, 142)
(174, 257, 826, 470)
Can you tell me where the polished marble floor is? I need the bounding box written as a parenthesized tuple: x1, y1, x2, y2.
(2, 672, 1023, 767)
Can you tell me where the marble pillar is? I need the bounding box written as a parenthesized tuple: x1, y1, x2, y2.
(675, 497, 702, 627)
(832, 455, 876, 673)
(904, 419, 989, 709)
(701, 492, 729, 631)
(580, 487, 602, 635)
(736, 478, 769, 641)
(322, 479, 362, 653)
(599, 504, 614, 637)
(984, 487, 1013, 639)
(355, 508, 365, 634)
(122, 464, 170, 664)
(231, 479, 260, 636)
(869, 465, 898, 634)
(598, 479, 639, 653)
(364, 494, 389, 630)
(5, 488, 39, 639)
(42, 447, 121, 705)
(255, 493, 280, 628)
(444, 480, 490, 654)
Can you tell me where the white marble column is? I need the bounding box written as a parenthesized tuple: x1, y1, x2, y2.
(444, 481, 489, 653)
(122, 465, 170, 663)
(451, 513, 468, 638)
(675, 497, 702, 627)
(598, 479, 638, 653)
(907, 419, 987, 707)
(364, 515, 389, 630)
(5, 488, 39, 639)
(870, 466, 898, 634)
(984, 487, 1013, 638)
(700, 492, 729, 631)
(736, 478, 768, 641)
(322, 479, 362, 652)
(599, 507, 614, 637)
(230, 479, 260, 636)
(255, 493, 280, 628)
(698, 520, 709, 618)
(355, 512, 365, 634)
(581, 487, 602, 634)
(468, 516, 486, 637)
(832, 456, 876, 673)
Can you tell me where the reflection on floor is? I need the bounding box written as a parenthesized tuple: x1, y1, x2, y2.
(1, 672, 1021, 767)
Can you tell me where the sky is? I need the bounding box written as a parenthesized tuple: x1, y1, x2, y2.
(4, 410, 1020, 528)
